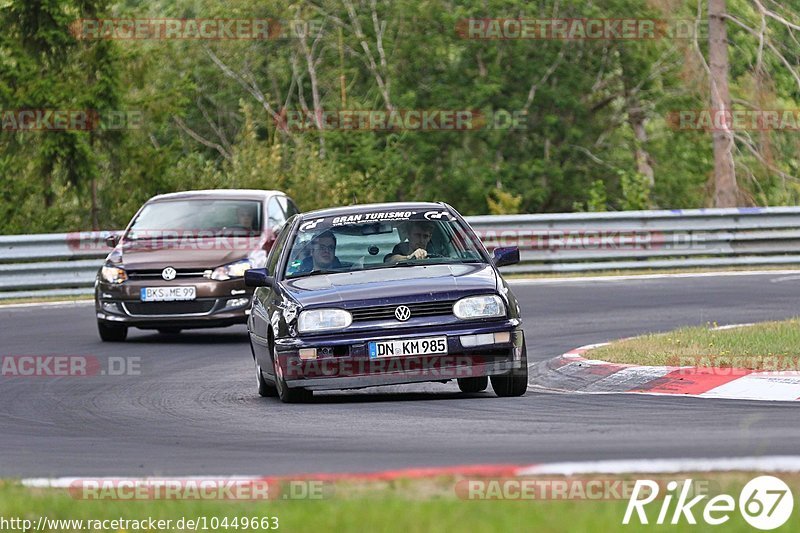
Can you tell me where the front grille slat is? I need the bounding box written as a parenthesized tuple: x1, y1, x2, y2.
(350, 300, 454, 322)
(126, 269, 207, 280)
(123, 300, 216, 316)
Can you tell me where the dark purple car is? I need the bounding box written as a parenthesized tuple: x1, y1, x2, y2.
(245, 202, 525, 402)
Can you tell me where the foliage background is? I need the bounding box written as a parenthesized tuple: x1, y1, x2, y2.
(1, 0, 799, 233)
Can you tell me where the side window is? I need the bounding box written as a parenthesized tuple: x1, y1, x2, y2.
(267, 197, 287, 230)
(279, 196, 299, 218)
(267, 222, 292, 277)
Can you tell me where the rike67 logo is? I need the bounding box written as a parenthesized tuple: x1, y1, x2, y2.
(623, 476, 794, 529)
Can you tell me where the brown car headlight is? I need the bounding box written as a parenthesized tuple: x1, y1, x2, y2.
(100, 265, 127, 284)
(211, 259, 254, 281)
(210, 251, 267, 281)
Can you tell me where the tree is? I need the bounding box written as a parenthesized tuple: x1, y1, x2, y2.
(708, 0, 739, 206)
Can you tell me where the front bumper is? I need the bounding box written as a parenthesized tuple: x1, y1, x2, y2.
(95, 278, 253, 329)
(272, 320, 524, 391)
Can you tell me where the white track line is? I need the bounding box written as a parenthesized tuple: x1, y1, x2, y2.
(517, 456, 800, 476)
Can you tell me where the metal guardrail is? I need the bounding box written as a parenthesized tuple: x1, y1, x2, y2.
(3, 207, 800, 299)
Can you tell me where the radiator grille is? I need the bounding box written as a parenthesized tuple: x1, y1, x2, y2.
(349, 300, 455, 322)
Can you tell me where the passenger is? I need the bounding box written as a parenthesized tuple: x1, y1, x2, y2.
(385, 220, 435, 263)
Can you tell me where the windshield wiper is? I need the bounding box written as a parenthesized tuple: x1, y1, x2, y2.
(289, 268, 342, 279)
(388, 258, 478, 267)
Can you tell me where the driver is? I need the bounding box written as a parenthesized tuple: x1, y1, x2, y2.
(296, 231, 343, 273)
(385, 220, 435, 263)
(235, 205, 256, 230)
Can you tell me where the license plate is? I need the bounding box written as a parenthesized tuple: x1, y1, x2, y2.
(368, 336, 447, 358)
(140, 287, 196, 302)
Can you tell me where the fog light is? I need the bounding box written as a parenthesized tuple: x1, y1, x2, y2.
(493, 332, 511, 344)
(101, 301, 119, 313)
(225, 297, 250, 309)
(299, 348, 317, 360)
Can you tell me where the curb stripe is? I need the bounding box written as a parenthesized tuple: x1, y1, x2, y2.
(517, 456, 800, 476)
(634, 367, 755, 395)
(584, 366, 673, 393)
(533, 338, 800, 402)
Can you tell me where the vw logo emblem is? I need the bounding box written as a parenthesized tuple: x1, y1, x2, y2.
(394, 305, 411, 322)
(161, 267, 177, 281)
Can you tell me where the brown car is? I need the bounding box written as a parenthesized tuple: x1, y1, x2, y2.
(94, 189, 299, 341)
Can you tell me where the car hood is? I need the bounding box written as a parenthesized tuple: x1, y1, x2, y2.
(113, 240, 253, 270)
(282, 263, 499, 308)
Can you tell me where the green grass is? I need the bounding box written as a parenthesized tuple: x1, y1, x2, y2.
(2, 474, 798, 532)
(589, 319, 800, 368)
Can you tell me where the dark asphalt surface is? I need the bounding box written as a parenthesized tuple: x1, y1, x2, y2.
(3, 272, 800, 477)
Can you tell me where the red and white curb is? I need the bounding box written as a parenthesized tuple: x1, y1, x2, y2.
(20, 456, 800, 489)
(532, 340, 800, 402)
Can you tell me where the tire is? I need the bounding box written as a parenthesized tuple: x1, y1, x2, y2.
(490, 340, 528, 397)
(97, 321, 127, 342)
(255, 361, 278, 397)
(157, 328, 182, 335)
(457, 376, 488, 393)
(250, 340, 277, 397)
(272, 345, 312, 403)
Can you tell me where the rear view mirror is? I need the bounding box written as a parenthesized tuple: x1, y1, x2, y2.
(105, 233, 120, 248)
(492, 246, 520, 267)
(245, 268, 275, 288)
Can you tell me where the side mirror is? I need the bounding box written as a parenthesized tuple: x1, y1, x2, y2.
(492, 246, 520, 267)
(105, 233, 120, 248)
(245, 268, 275, 288)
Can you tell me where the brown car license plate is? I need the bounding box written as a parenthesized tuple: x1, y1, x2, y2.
(140, 287, 197, 302)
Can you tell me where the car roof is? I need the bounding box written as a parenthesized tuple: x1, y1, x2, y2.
(148, 189, 286, 202)
(302, 202, 448, 219)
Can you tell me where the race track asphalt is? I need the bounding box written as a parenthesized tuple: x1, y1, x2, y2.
(2, 272, 800, 477)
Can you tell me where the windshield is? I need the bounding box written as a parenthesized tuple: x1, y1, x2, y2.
(284, 210, 485, 278)
(126, 199, 263, 239)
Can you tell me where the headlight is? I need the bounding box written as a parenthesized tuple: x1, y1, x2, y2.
(210, 252, 266, 281)
(298, 309, 352, 333)
(100, 265, 127, 284)
(453, 295, 506, 319)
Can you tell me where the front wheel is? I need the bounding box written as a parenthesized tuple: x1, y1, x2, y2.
(491, 341, 528, 397)
(272, 346, 312, 403)
(97, 321, 127, 342)
(255, 361, 278, 397)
